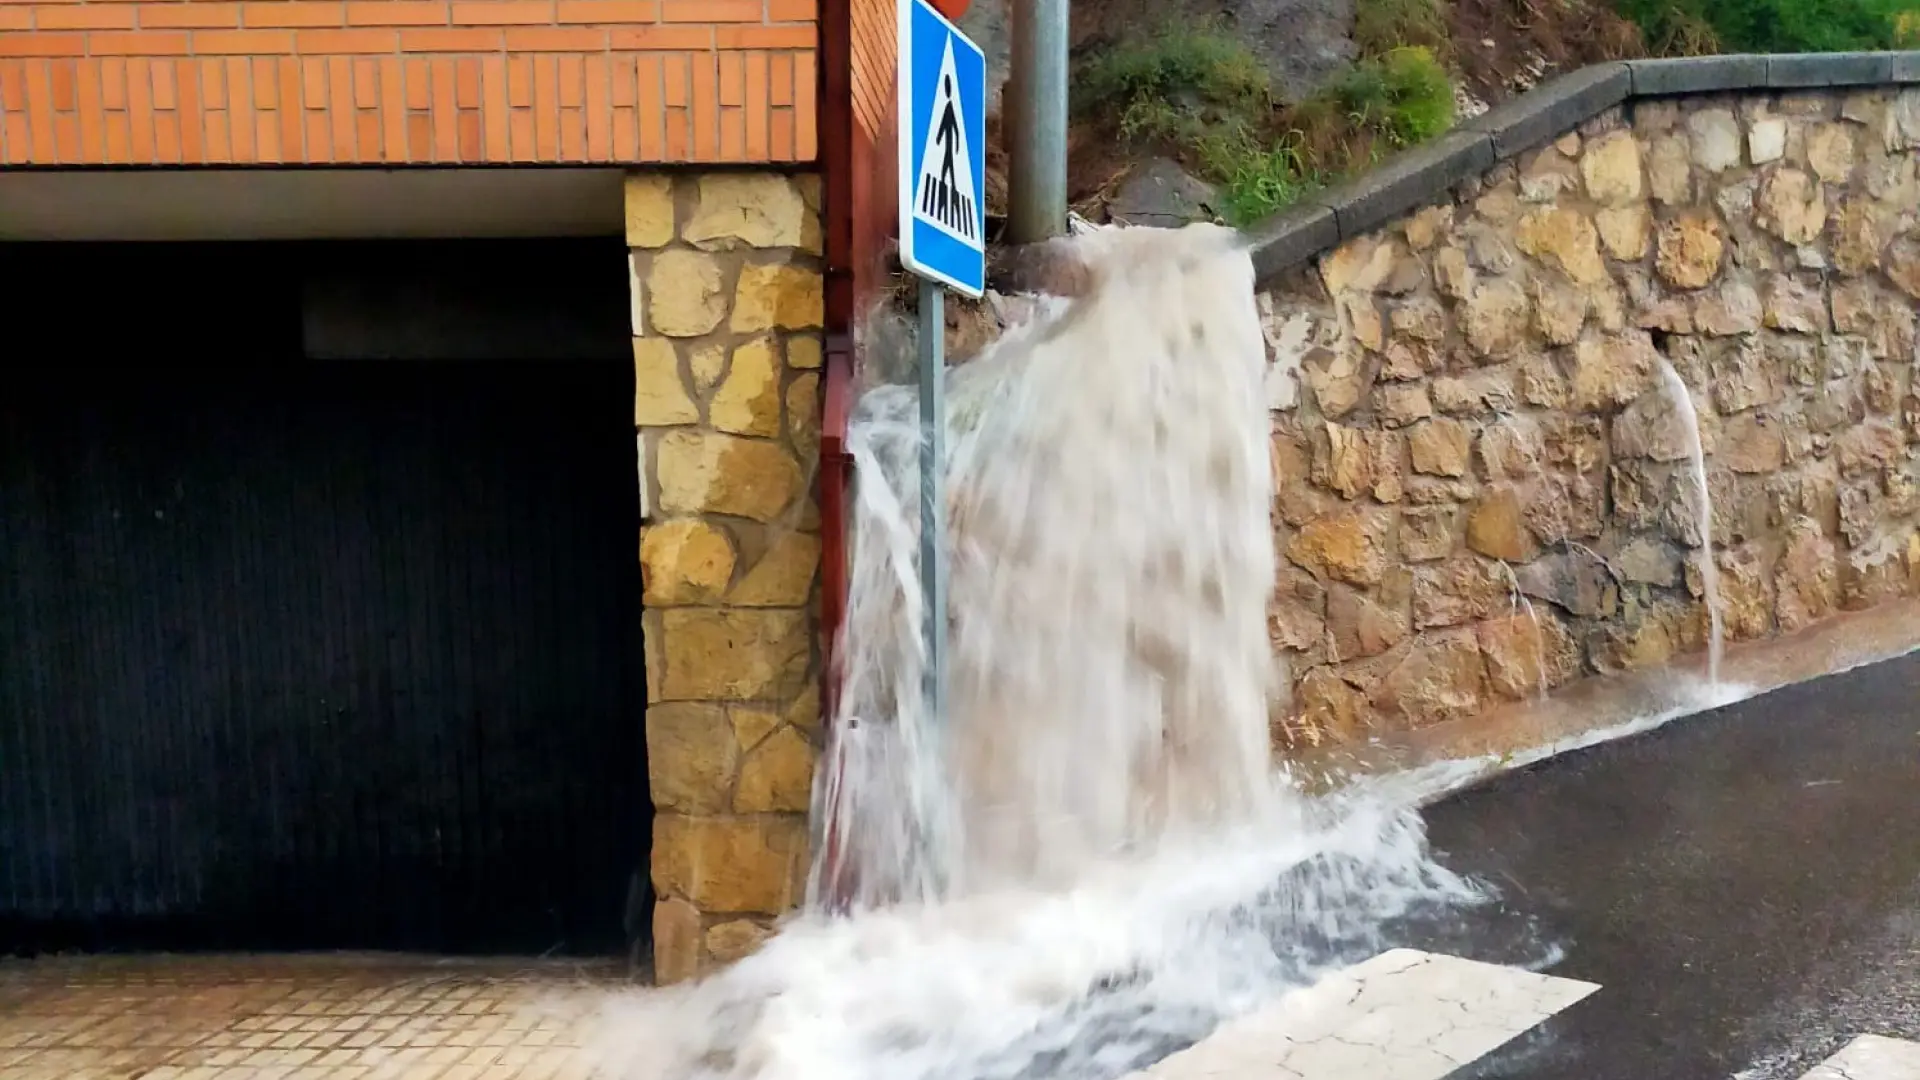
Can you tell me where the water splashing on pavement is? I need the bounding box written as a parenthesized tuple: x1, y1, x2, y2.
(587, 224, 1482, 1080)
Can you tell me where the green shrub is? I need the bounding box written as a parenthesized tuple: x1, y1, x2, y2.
(1074, 23, 1290, 224)
(1329, 46, 1455, 148)
(1071, 30, 1455, 227)
(1075, 22, 1272, 125)
(1615, 0, 1911, 54)
(1286, 47, 1455, 174)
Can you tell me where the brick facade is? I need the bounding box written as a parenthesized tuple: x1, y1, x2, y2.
(845, 0, 895, 307)
(0, 0, 818, 164)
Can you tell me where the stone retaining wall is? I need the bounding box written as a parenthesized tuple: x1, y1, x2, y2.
(1254, 57, 1920, 746)
(625, 55, 1920, 983)
(625, 171, 826, 983)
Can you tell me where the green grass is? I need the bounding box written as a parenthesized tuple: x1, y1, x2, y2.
(1075, 21, 1273, 122)
(1614, 0, 1913, 54)
(1353, 0, 1455, 61)
(1074, 22, 1285, 225)
(1205, 132, 1324, 225)
(1076, 20, 1277, 217)
(1073, 26, 1455, 227)
(1323, 46, 1455, 149)
(1282, 47, 1456, 179)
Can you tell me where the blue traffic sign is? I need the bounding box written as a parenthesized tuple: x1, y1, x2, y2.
(897, 0, 987, 298)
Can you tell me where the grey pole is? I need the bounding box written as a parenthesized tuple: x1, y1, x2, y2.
(1006, 0, 1068, 243)
(917, 278, 948, 731)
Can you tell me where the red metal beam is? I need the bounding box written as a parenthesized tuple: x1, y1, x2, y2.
(816, 0, 859, 911)
(817, 0, 856, 722)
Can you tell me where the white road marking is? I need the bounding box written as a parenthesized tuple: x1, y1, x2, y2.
(1799, 1035, 1920, 1080)
(1130, 948, 1599, 1080)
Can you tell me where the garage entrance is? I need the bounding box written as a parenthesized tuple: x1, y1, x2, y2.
(0, 240, 647, 957)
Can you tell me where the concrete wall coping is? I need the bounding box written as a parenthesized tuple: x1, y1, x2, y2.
(1246, 51, 1920, 286)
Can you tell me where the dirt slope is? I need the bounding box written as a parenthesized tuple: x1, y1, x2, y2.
(956, 0, 1645, 221)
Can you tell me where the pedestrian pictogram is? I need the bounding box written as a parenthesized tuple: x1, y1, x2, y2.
(897, 0, 986, 297)
(914, 49, 978, 244)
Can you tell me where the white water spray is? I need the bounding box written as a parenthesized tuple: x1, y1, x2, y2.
(1653, 357, 1724, 685)
(587, 225, 1481, 1080)
(820, 224, 1283, 903)
(1495, 560, 1551, 703)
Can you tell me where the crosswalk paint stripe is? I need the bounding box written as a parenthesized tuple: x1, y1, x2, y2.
(1128, 948, 1600, 1080)
(917, 175, 975, 239)
(1798, 1034, 1920, 1079)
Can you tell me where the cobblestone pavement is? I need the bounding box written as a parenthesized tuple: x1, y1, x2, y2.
(0, 954, 626, 1080)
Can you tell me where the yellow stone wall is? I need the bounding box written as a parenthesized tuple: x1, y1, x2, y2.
(625, 170, 826, 985)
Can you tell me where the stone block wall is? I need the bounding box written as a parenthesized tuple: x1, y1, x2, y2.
(625, 170, 826, 984)
(1262, 86, 1920, 747)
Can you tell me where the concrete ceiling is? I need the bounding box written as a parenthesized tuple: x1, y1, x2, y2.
(0, 168, 626, 242)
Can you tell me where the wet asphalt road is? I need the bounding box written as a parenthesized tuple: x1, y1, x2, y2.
(1421, 649, 1920, 1080)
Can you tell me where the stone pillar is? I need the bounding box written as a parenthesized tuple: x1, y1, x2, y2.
(625, 171, 827, 984)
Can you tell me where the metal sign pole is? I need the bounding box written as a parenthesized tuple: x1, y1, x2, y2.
(899, 0, 981, 748)
(917, 278, 948, 730)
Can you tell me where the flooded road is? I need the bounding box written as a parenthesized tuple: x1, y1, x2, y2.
(1422, 648, 1920, 1080)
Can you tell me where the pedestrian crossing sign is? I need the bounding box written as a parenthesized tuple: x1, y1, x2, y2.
(897, 0, 987, 298)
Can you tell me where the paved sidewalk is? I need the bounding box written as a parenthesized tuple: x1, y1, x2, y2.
(0, 954, 623, 1080)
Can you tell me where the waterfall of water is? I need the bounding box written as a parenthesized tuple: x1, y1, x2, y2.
(1495, 560, 1551, 703)
(816, 223, 1282, 906)
(586, 224, 1481, 1080)
(1653, 356, 1725, 684)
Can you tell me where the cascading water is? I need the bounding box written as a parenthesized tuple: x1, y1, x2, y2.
(587, 224, 1485, 1080)
(818, 223, 1282, 905)
(1652, 356, 1725, 685)
(1494, 560, 1551, 703)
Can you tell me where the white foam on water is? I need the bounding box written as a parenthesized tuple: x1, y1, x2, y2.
(585, 225, 1484, 1080)
(588, 789, 1478, 1080)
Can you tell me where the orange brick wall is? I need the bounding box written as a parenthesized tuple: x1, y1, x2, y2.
(845, 0, 895, 316)
(0, 0, 817, 165)
(845, 0, 885, 142)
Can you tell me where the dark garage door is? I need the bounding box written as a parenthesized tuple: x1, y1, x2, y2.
(0, 241, 647, 956)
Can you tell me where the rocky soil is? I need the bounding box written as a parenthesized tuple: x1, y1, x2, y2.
(958, 0, 1646, 230)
